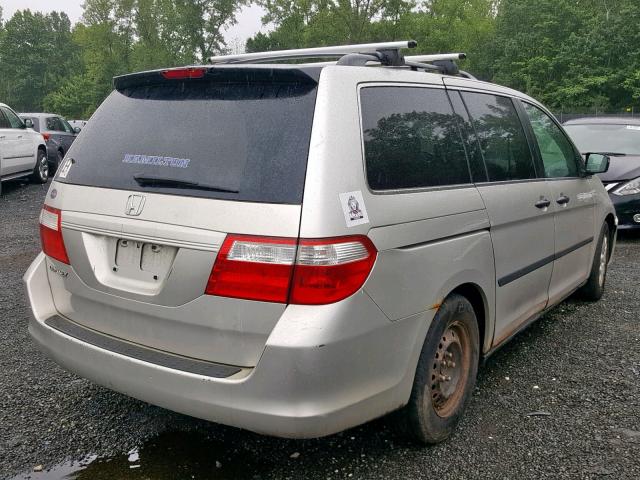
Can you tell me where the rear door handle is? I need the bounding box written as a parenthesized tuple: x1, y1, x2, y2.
(556, 195, 570, 205)
(535, 198, 551, 209)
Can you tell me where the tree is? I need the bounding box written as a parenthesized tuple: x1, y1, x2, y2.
(489, 0, 640, 111)
(0, 10, 79, 111)
(246, 0, 496, 79)
(247, 0, 417, 52)
(43, 74, 98, 118)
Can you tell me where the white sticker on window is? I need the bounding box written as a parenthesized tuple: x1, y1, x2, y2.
(57, 158, 73, 179)
(626, 125, 640, 131)
(339, 190, 369, 228)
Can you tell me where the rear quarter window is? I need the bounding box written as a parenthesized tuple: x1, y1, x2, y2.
(360, 86, 471, 191)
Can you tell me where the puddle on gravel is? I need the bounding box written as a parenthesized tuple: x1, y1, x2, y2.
(11, 430, 276, 480)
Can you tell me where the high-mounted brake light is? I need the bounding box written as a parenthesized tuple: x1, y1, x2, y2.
(205, 235, 377, 305)
(161, 68, 207, 80)
(39, 205, 70, 264)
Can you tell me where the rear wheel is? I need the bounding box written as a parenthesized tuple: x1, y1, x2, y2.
(403, 294, 479, 444)
(579, 223, 610, 301)
(31, 149, 49, 184)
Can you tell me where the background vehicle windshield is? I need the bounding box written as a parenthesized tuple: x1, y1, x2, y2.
(564, 123, 640, 155)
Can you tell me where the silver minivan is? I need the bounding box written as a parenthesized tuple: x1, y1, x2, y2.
(24, 42, 616, 443)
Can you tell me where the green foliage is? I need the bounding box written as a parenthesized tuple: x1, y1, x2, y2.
(0, 0, 245, 117)
(0, 10, 80, 112)
(1, 0, 639, 117)
(43, 74, 98, 118)
(490, 0, 640, 111)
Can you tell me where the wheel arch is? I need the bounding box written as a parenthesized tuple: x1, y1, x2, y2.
(443, 282, 492, 356)
(604, 213, 616, 260)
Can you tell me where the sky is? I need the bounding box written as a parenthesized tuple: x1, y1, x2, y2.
(0, 0, 266, 47)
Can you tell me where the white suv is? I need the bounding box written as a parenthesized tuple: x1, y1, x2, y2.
(0, 102, 49, 195)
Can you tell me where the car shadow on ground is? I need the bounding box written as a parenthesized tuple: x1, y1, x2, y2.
(0, 179, 48, 201)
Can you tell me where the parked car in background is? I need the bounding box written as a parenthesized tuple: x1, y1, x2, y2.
(68, 120, 88, 131)
(564, 117, 640, 229)
(19, 113, 80, 172)
(24, 42, 616, 444)
(0, 103, 49, 195)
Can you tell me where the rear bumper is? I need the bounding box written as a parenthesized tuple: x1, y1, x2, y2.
(24, 253, 430, 438)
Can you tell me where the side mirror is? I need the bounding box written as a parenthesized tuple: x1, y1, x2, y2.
(24, 118, 33, 128)
(74, 127, 81, 134)
(584, 152, 610, 175)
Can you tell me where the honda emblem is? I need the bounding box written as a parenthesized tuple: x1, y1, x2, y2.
(125, 195, 146, 216)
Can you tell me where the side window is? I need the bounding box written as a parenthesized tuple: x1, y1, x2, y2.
(462, 92, 536, 182)
(1, 107, 25, 129)
(522, 103, 579, 178)
(360, 86, 471, 190)
(0, 110, 10, 129)
(46, 117, 56, 130)
(49, 117, 66, 132)
(61, 118, 74, 133)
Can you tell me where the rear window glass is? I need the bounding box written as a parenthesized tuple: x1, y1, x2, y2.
(360, 86, 471, 190)
(57, 79, 318, 204)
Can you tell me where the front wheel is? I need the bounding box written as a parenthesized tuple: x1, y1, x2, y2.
(31, 149, 49, 184)
(579, 223, 610, 301)
(402, 294, 479, 444)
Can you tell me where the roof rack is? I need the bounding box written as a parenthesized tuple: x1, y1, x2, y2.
(208, 41, 473, 77)
(209, 41, 417, 64)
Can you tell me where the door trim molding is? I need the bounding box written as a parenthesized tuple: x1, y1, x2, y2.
(498, 236, 593, 287)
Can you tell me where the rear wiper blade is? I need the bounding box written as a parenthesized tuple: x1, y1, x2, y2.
(133, 174, 239, 193)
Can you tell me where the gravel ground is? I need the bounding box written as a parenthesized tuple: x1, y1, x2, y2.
(1, 180, 639, 480)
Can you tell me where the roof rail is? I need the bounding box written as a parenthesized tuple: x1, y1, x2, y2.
(209, 41, 417, 64)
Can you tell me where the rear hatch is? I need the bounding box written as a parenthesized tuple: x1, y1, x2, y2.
(46, 66, 319, 367)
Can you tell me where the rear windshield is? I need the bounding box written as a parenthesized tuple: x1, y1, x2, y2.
(57, 78, 318, 204)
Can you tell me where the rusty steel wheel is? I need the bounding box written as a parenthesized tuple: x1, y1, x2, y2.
(403, 293, 479, 444)
(429, 320, 472, 418)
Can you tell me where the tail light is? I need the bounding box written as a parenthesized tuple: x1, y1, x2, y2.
(205, 235, 377, 305)
(42, 133, 51, 141)
(39, 205, 70, 264)
(206, 235, 297, 303)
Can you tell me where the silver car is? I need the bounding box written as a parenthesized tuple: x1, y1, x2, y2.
(24, 41, 616, 443)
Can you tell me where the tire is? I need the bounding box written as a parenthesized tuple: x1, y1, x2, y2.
(31, 149, 49, 184)
(403, 293, 480, 444)
(579, 223, 610, 301)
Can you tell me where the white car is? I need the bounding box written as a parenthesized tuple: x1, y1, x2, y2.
(0, 102, 49, 195)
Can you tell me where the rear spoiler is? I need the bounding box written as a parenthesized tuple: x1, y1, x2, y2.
(113, 65, 321, 91)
